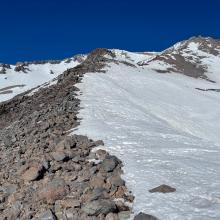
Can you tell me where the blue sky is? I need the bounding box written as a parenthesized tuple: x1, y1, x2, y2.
(0, 0, 220, 63)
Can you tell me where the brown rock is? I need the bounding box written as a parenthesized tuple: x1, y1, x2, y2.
(21, 164, 44, 181)
(96, 149, 108, 160)
(107, 174, 125, 187)
(114, 186, 127, 198)
(90, 176, 105, 188)
(59, 199, 81, 208)
(51, 151, 67, 162)
(38, 178, 69, 204)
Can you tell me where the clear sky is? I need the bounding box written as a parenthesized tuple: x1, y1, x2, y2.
(1, 0, 220, 63)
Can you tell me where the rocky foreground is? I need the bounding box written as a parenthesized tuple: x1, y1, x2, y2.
(0, 49, 135, 220)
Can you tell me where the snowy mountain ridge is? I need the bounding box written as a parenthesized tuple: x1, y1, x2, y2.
(1, 36, 220, 104)
(0, 54, 86, 102)
(139, 36, 220, 82)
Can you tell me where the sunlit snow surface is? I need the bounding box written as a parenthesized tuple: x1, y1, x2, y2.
(75, 63, 220, 220)
(0, 60, 79, 102)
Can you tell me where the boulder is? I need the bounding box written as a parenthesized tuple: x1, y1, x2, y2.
(101, 158, 117, 172)
(38, 178, 69, 204)
(107, 173, 125, 187)
(134, 212, 157, 220)
(105, 213, 120, 220)
(90, 175, 105, 188)
(82, 199, 117, 216)
(59, 199, 81, 208)
(89, 187, 109, 201)
(118, 211, 130, 220)
(21, 164, 44, 181)
(149, 184, 176, 193)
(51, 151, 67, 162)
(96, 149, 108, 160)
(36, 209, 56, 220)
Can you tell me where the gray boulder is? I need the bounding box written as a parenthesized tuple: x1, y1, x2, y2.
(149, 184, 176, 193)
(37, 210, 56, 220)
(82, 199, 117, 216)
(134, 212, 157, 220)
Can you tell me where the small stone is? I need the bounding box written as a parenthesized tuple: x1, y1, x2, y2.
(96, 149, 108, 160)
(38, 178, 69, 204)
(89, 188, 109, 201)
(107, 174, 125, 187)
(63, 136, 77, 148)
(64, 208, 79, 219)
(118, 211, 131, 220)
(82, 199, 117, 216)
(105, 213, 119, 220)
(0, 194, 5, 203)
(72, 162, 82, 171)
(115, 200, 129, 211)
(102, 158, 117, 172)
(37, 209, 56, 220)
(59, 199, 81, 208)
(134, 212, 157, 220)
(4, 184, 18, 195)
(94, 140, 104, 147)
(51, 151, 67, 162)
(42, 160, 49, 170)
(114, 186, 126, 198)
(6, 201, 23, 220)
(21, 164, 44, 181)
(149, 184, 176, 193)
(90, 176, 105, 188)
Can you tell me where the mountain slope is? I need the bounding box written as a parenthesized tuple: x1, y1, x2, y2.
(138, 36, 220, 83)
(76, 61, 220, 220)
(0, 55, 86, 103)
(74, 37, 220, 219)
(0, 36, 220, 220)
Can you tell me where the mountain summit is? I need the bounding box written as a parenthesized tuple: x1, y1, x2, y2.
(138, 36, 220, 81)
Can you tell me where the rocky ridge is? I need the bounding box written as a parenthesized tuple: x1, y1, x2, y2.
(0, 54, 86, 74)
(138, 36, 220, 82)
(0, 49, 134, 220)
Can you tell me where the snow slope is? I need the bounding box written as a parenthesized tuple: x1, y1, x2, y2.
(75, 56, 220, 219)
(0, 59, 81, 103)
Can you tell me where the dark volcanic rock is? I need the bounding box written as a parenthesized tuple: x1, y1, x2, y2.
(101, 156, 120, 172)
(134, 212, 157, 220)
(82, 199, 117, 216)
(149, 184, 176, 193)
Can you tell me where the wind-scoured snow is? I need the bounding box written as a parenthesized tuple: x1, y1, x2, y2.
(0, 60, 79, 103)
(75, 61, 220, 219)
